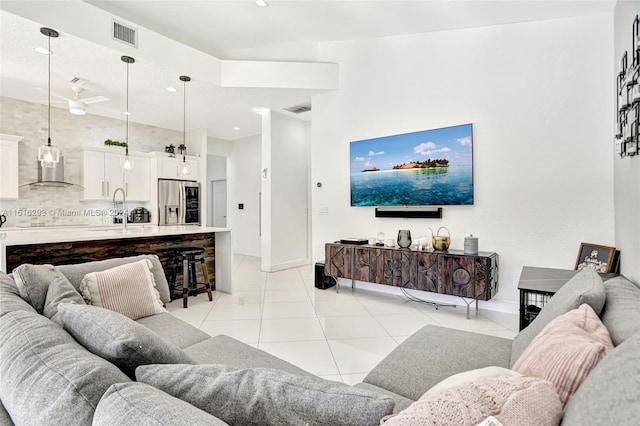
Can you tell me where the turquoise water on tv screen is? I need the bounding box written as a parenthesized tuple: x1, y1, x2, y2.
(350, 165, 473, 206)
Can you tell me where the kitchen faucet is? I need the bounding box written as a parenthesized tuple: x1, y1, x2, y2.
(112, 187, 127, 231)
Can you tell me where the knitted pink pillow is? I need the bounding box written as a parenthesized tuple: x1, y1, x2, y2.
(381, 376, 562, 426)
(512, 303, 614, 407)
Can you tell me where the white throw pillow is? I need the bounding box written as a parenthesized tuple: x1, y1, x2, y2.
(79, 259, 165, 320)
(420, 366, 523, 401)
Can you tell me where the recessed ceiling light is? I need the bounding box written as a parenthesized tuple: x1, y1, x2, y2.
(124, 111, 131, 116)
(255, 0, 269, 7)
(166, 86, 177, 92)
(233, 127, 240, 131)
(34, 46, 52, 55)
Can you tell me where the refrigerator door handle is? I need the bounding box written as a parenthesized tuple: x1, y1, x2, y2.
(179, 183, 186, 224)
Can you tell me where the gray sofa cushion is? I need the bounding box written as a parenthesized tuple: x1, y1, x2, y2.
(59, 304, 195, 377)
(56, 254, 171, 304)
(354, 382, 414, 414)
(183, 334, 313, 376)
(42, 275, 85, 325)
(94, 382, 228, 426)
(136, 312, 211, 349)
(137, 364, 395, 426)
(599, 276, 640, 346)
(510, 267, 605, 366)
(0, 272, 36, 318)
(363, 324, 513, 401)
(0, 310, 131, 425)
(11, 263, 73, 314)
(562, 331, 640, 425)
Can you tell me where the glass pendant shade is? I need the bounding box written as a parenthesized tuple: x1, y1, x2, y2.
(38, 142, 60, 168)
(120, 153, 134, 171)
(177, 157, 190, 176)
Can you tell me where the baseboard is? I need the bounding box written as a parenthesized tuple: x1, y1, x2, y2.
(234, 248, 261, 258)
(261, 258, 309, 272)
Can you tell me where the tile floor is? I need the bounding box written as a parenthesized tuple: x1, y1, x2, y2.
(166, 255, 519, 384)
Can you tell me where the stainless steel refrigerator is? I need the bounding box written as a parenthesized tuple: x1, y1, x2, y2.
(158, 179, 200, 225)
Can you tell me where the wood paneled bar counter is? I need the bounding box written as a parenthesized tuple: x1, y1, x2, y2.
(0, 225, 232, 293)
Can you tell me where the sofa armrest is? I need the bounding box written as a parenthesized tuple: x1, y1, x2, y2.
(362, 324, 513, 401)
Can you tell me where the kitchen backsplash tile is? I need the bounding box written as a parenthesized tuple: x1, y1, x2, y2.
(0, 97, 181, 227)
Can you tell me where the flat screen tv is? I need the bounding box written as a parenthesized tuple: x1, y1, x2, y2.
(350, 123, 473, 206)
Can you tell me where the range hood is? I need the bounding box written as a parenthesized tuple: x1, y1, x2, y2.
(22, 155, 84, 189)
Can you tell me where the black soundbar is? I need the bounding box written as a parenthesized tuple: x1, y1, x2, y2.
(375, 207, 443, 219)
(339, 238, 369, 245)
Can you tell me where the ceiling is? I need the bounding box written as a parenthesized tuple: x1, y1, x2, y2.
(0, 0, 614, 142)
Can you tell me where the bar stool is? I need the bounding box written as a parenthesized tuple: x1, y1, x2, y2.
(168, 247, 213, 308)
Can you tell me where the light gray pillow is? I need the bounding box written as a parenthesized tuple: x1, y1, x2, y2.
(510, 267, 605, 366)
(56, 254, 171, 304)
(562, 331, 640, 425)
(43, 275, 85, 325)
(600, 277, 640, 346)
(59, 303, 195, 377)
(94, 382, 229, 426)
(0, 309, 131, 425)
(136, 364, 396, 426)
(11, 263, 71, 314)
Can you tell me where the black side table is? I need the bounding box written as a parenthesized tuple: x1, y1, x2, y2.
(517, 266, 618, 331)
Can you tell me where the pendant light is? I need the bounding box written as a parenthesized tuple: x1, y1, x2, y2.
(120, 56, 135, 172)
(177, 75, 191, 176)
(37, 27, 61, 168)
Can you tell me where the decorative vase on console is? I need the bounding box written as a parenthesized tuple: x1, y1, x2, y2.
(397, 230, 412, 248)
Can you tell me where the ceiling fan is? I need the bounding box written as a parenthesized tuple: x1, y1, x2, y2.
(33, 86, 109, 115)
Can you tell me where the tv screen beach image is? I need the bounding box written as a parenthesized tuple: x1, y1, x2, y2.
(350, 123, 473, 206)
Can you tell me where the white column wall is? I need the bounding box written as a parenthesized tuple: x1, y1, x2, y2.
(228, 134, 262, 257)
(614, 0, 640, 284)
(268, 112, 310, 270)
(311, 14, 615, 311)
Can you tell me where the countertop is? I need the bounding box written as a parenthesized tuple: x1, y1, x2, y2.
(0, 225, 230, 246)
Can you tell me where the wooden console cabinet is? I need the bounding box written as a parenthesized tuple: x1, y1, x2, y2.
(325, 243, 498, 316)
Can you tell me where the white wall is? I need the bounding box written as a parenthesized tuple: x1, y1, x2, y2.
(614, 0, 640, 284)
(311, 14, 615, 311)
(206, 154, 227, 226)
(228, 134, 262, 256)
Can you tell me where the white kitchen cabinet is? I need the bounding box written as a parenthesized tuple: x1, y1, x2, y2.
(124, 155, 150, 201)
(157, 155, 200, 181)
(81, 148, 151, 201)
(0, 135, 22, 200)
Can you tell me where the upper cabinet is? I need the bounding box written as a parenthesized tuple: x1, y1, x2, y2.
(0, 134, 23, 200)
(81, 148, 151, 201)
(156, 154, 200, 181)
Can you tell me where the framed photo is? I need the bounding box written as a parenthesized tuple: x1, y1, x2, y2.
(575, 243, 617, 273)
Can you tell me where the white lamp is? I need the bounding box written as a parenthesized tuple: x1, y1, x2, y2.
(120, 56, 135, 172)
(37, 27, 61, 168)
(177, 75, 191, 177)
(68, 100, 86, 116)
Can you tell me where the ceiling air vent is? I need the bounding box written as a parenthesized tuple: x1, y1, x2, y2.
(283, 103, 311, 114)
(67, 76, 89, 86)
(112, 20, 138, 48)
